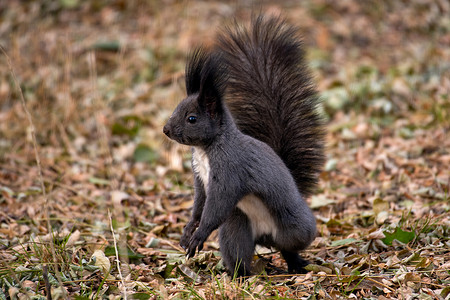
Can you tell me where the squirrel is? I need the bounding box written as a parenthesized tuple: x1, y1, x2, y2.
(163, 15, 325, 276)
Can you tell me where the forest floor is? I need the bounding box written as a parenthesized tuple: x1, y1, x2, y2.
(0, 1, 449, 299)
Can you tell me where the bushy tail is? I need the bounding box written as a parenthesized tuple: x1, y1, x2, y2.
(216, 15, 325, 197)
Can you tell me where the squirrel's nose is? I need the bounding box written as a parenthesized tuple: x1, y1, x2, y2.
(163, 124, 170, 136)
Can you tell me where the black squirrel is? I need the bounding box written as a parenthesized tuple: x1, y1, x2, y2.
(163, 15, 325, 276)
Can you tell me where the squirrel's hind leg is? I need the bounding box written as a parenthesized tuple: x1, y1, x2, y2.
(219, 208, 254, 277)
(280, 250, 310, 274)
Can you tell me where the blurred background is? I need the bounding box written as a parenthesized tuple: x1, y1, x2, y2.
(0, 0, 449, 298)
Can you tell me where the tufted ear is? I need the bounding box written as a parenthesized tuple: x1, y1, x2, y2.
(198, 53, 227, 120)
(185, 47, 209, 95)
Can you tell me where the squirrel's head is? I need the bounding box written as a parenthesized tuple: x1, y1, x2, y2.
(163, 48, 228, 146)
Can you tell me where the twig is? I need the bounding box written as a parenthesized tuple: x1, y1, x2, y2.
(159, 238, 186, 253)
(0, 45, 66, 295)
(365, 277, 395, 292)
(108, 209, 127, 300)
(43, 265, 53, 300)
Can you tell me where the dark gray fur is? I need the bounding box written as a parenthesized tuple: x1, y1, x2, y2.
(163, 16, 324, 276)
(218, 16, 326, 198)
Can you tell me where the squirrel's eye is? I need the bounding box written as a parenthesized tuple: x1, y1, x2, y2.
(187, 116, 197, 124)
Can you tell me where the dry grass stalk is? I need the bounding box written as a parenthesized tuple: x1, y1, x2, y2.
(109, 209, 127, 300)
(0, 45, 66, 296)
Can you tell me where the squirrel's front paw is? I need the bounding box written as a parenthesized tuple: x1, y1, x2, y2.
(180, 222, 197, 249)
(180, 232, 191, 250)
(186, 230, 207, 258)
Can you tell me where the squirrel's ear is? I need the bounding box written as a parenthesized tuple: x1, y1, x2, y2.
(186, 47, 209, 95)
(198, 53, 227, 119)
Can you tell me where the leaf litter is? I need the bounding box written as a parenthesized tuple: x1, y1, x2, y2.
(0, 0, 449, 299)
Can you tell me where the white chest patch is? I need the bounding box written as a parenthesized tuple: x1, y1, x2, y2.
(192, 148, 277, 239)
(192, 147, 210, 189)
(237, 194, 278, 239)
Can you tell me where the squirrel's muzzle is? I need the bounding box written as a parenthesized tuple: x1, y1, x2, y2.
(163, 124, 170, 137)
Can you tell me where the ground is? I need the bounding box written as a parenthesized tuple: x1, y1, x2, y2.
(0, 0, 449, 299)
